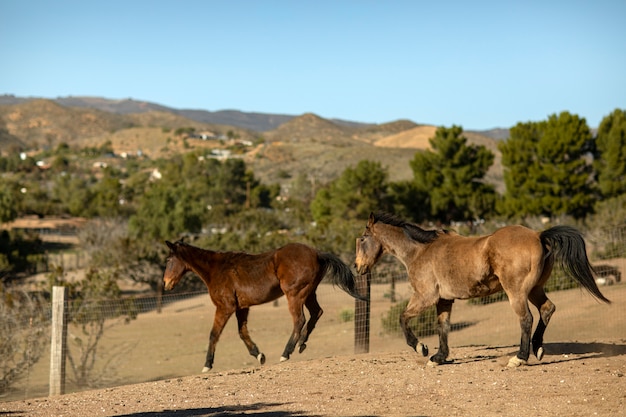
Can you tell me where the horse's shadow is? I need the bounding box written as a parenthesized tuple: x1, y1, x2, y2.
(113, 402, 319, 417)
(456, 341, 626, 365)
(542, 341, 626, 360)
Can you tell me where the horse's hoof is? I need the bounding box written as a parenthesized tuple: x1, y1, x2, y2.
(427, 360, 440, 367)
(417, 342, 429, 357)
(279, 356, 289, 362)
(201, 366, 211, 373)
(536, 346, 544, 361)
(298, 343, 307, 353)
(507, 357, 527, 368)
(257, 353, 266, 365)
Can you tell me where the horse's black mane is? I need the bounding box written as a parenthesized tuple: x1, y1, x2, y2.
(171, 240, 211, 254)
(171, 239, 245, 258)
(373, 211, 441, 244)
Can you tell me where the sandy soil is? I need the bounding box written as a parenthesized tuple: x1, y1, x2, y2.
(2, 342, 625, 417)
(2, 283, 625, 417)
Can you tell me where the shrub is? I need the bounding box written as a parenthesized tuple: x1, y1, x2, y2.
(0, 287, 48, 395)
(338, 308, 354, 323)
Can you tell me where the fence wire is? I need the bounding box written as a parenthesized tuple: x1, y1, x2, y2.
(1, 233, 624, 403)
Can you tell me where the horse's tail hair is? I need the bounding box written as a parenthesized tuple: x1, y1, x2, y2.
(540, 226, 610, 304)
(318, 252, 368, 301)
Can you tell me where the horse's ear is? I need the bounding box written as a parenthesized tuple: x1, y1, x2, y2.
(166, 241, 175, 250)
(367, 212, 376, 226)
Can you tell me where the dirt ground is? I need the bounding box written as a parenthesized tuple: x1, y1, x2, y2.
(1, 341, 624, 417)
(1, 283, 625, 416)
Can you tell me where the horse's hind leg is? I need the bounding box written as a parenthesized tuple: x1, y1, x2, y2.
(280, 295, 306, 362)
(297, 292, 323, 354)
(529, 287, 556, 361)
(235, 308, 265, 365)
(507, 295, 533, 368)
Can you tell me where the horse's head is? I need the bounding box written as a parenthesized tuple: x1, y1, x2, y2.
(163, 240, 190, 291)
(354, 213, 384, 275)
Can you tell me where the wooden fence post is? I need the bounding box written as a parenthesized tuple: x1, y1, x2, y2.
(354, 271, 371, 354)
(49, 286, 68, 396)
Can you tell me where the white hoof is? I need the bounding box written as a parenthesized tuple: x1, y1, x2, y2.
(279, 356, 289, 362)
(427, 360, 440, 367)
(536, 347, 544, 361)
(507, 357, 527, 368)
(257, 353, 266, 364)
(201, 366, 211, 373)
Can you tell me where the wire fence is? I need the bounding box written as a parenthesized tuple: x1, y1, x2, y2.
(1, 224, 625, 403)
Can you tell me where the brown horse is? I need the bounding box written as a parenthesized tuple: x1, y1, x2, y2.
(163, 240, 365, 372)
(355, 212, 610, 367)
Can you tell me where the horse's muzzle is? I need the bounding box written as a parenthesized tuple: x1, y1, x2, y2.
(354, 264, 369, 275)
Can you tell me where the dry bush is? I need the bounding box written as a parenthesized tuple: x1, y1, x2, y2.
(0, 287, 48, 395)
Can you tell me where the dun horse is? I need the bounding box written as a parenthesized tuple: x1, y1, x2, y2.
(163, 240, 365, 372)
(355, 212, 610, 367)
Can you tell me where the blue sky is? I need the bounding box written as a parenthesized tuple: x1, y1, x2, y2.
(1, 1, 624, 130)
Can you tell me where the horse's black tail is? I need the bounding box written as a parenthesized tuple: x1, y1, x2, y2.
(540, 226, 610, 304)
(318, 252, 368, 301)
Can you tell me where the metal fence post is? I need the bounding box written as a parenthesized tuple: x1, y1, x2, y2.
(49, 286, 68, 396)
(354, 271, 371, 354)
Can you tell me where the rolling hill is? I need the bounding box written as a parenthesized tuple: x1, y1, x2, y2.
(0, 96, 504, 190)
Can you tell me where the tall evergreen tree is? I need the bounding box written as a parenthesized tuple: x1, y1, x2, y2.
(499, 121, 545, 216)
(0, 178, 20, 222)
(410, 126, 495, 222)
(310, 160, 391, 224)
(594, 109, 626, 199)
(500, 112, 595, 219)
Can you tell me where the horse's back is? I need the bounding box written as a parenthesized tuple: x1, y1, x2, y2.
(490, 224, 540, 246)
(424, 225, 546, 299)
(273, 243, 320, 274)
(480, 224, 543, 260)
(483, 225, 548, 286)
(274, 243, 318, 264)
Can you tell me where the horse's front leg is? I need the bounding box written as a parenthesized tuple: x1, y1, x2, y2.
(429, 299, 454, 365)
(235, 308, 265, 365)
(203, 308, 233, 372)
(400, 293, 431, 358)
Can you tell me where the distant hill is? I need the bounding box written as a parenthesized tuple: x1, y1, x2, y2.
(0, 95, 505, 191)
(0, 95, 368, 133)
(0, 95, 508, 138)
(0, 99, 256, 157)
(374, 125, 438, 148)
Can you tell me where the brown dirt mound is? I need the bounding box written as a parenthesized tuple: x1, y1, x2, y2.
(374, 125, 437, 148)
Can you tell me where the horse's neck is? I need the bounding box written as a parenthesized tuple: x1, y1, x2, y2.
(380, 226, 423, 262)
(181, 246, 219, 278)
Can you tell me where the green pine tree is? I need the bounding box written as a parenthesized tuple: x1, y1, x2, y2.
(500, 112, 596, 219)
(410, 126, 495, 222)
(594, 109, 626, 199)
